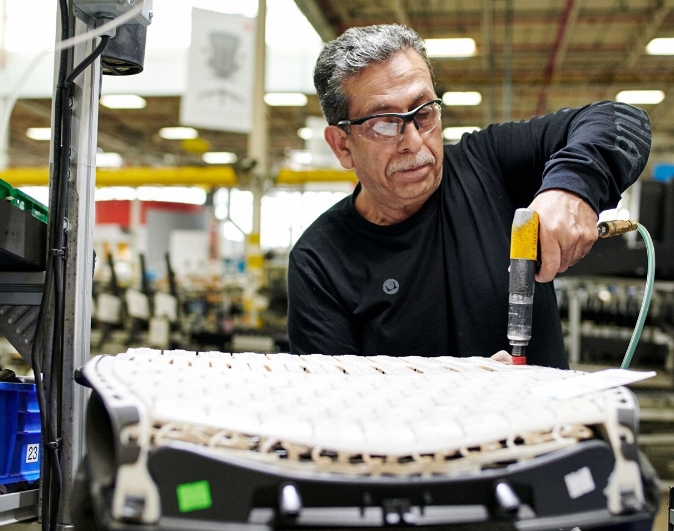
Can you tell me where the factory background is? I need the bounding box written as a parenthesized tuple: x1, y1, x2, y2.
(1, 0, 674, 528)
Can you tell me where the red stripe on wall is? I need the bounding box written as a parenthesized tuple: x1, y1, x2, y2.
(95, 200, 204, 228)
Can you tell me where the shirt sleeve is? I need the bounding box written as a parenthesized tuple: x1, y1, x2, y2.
(287, 247, 361, 355)
(464, 101, 652, 212)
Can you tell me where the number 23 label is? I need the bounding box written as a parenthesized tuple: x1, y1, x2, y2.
(26, 444, 39, 463)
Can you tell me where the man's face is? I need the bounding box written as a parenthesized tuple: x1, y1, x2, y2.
(325, 50, 444, 223)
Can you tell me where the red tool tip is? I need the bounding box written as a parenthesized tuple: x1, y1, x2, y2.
(512, 356, 527, 365)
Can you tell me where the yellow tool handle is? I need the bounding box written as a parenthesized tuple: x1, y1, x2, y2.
(510, 209, 539, 260)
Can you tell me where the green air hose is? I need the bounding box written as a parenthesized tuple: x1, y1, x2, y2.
(596, 221, 656, 369)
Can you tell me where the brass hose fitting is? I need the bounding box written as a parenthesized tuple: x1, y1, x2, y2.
(597, 220, 638, 238)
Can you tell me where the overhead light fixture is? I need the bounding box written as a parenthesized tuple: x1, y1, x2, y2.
(425, 38, 476, 58)
(297, 127, 313, 140)
(202, 152, 238, 165)
(137, 186, 207, 205)
(96, 152, 124, 168)
(616, 90, 665, 104)
(100, 94, 147, 109)
(26, 127, 52, 141)
(96, 187, 138, 201)
(646, 38, 674, 55)
(443, 126, 480, 141)
(264, 93, 308, 106)
(442, 91, 482, 106)
(159, 127, 199, 140)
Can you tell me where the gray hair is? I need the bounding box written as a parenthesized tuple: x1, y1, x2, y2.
(313, 24, 434, 125)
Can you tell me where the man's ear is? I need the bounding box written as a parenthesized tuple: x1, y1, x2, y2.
(324, 125, 354, 170)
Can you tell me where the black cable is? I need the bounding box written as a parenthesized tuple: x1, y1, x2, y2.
(66, 36, 110, 84)
(45, 79, 73, 530)
(48, 252, 64, 531)
(31, 246, 58, 531)
(32, 2, 69, 529)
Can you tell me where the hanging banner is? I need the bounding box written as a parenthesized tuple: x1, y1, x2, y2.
(180, 9, 256, 133)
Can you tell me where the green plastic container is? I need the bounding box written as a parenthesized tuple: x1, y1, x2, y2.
(0, 178, 48, 224)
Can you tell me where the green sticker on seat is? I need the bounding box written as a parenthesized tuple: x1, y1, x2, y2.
(176, 480, 212, 513)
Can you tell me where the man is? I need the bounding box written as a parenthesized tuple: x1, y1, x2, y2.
(287, 24, 651, 368)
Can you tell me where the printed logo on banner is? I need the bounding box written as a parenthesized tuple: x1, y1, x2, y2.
(180, 9, 256, 133)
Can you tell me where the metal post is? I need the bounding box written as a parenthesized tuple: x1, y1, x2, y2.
(56, 4, 100, 526)
(0, 98, 7, 170)
(568, 287, 581, 365)
(245, 0, 267, 325)
(249, 0, 268, 180)
(0, 0, 7, 170)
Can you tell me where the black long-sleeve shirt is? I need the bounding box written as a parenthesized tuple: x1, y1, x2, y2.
(287, 102, 651, 368)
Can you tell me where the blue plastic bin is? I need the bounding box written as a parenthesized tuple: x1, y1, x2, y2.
(0, 382, 41, 487)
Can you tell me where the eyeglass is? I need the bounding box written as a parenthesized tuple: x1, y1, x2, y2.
(337, 99, 442, 142)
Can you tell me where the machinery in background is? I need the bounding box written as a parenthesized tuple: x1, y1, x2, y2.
(555, 277, 674, 374)
(91, 250, 290, 355)
(92, 253, 182, 352)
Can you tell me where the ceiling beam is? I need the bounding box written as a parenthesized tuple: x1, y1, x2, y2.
(625, 0, 674, 68)
(601, 0, 674, 102)
(293, 0, 339, 42)
(392, 0, 411, 27)
(535, 0, 580, 115)
(551, 0, 583, 85)
(345, 10, 674, 32)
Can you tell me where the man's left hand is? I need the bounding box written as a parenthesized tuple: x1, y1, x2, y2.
(490, 351, 513, 364)
(528, 189, 598, 283)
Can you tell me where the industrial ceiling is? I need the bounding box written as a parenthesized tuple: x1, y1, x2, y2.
(7, 0, 674, 182)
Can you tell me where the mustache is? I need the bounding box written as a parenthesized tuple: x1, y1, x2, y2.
(386, 152, 436, 177)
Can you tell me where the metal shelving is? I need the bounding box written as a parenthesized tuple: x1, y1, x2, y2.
(0, 490, 38, 526)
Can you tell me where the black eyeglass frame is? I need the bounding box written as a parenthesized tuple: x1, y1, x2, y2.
(336, 99, 443, 137)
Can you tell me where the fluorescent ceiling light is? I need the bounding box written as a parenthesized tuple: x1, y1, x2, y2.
(100, 94, 147, 109)
(646, 38, 674, 55)
(96, 187, 137, 201)
(202, 152, 238, 164)
(26, 127, 51, 141)
(137, 186, 207, 205)
(443, 126, 480, 140)
(425, 38, 476, 58)
(442, 91, 482, 106)
(616, 90, 665, 104)
(95, 187, 207, 205)
(264, 93, 308, 106)
(159, 127, 199, 140)
(96, 152, 124, 168)
(297, 127, 313, 140)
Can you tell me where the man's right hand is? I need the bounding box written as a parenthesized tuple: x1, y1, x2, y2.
(528, 189, 599, 283)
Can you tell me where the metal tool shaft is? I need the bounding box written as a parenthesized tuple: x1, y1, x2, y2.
(507, 209, 539, 364)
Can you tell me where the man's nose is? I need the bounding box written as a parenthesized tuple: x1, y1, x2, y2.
(398, 119, 424, 151)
